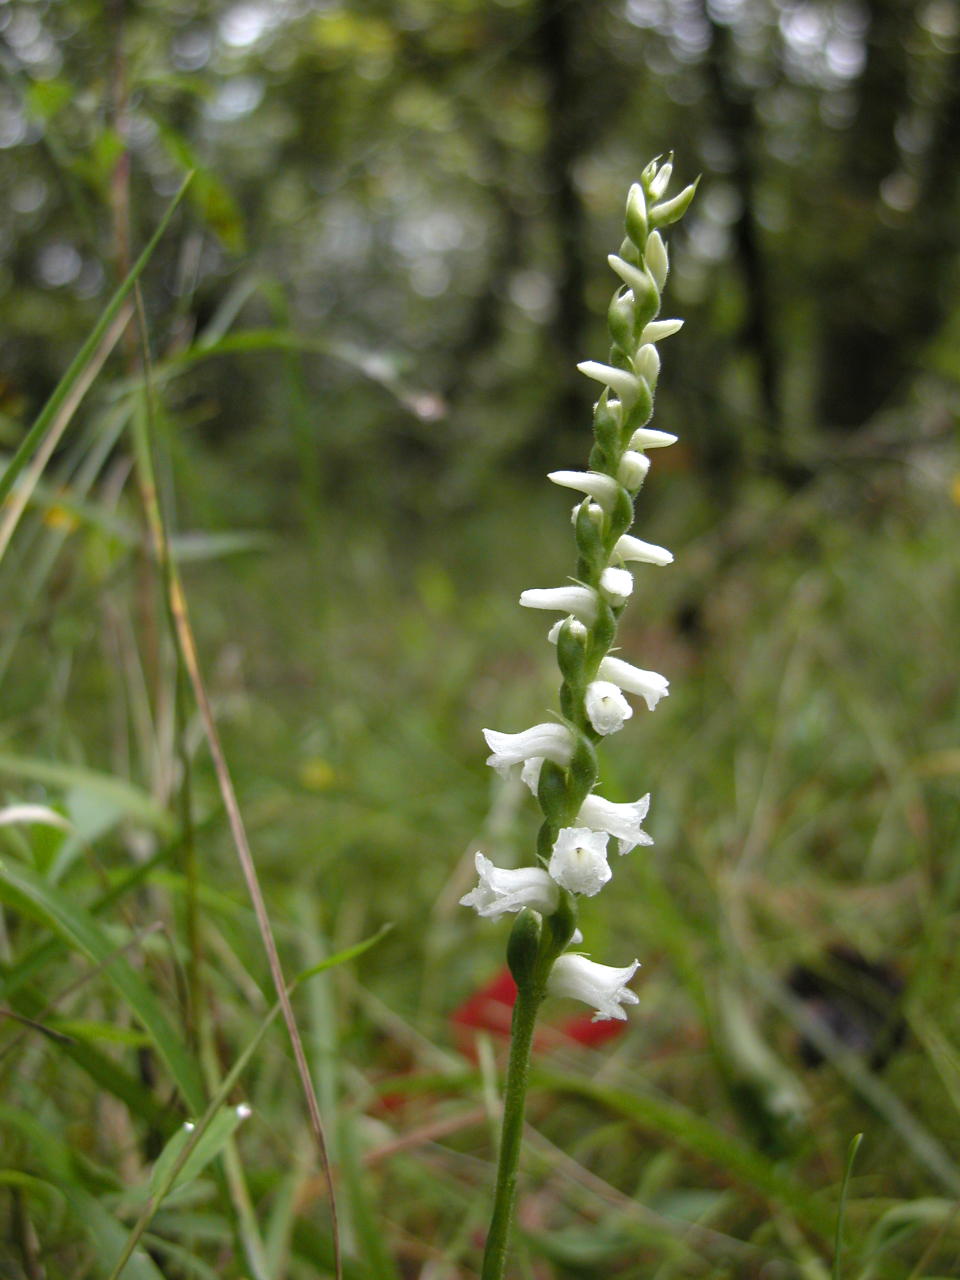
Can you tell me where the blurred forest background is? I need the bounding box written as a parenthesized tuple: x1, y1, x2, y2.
(1, 1, 960, 1277)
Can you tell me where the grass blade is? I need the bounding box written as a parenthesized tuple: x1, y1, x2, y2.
(833, 1132, 862, 1280)
(0, 174, 192, 508)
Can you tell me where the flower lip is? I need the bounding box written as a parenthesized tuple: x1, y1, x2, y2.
(548, 952, 641, 1022)
(598, 655, 669, 712)
(548, 827, 612, 897)
(576, 792, 653, 855)
(613, 534, 673, 567)
(585, 680, 633, 736)
(460, 852, 560, 920)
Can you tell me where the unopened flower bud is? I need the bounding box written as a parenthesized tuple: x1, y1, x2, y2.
(649, 179, 699, 230)
(634, 344, 660, 386)
(647, 160, 673, 201)
(645, 231, 669, 291)
(617, 450, 651, 489)
(599, 566, 633, 606)
(625, 182, 648, 246)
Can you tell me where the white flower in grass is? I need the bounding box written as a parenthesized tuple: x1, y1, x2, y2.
(585, 681, 633, 735)
(598, 655, 669, 711)
(548, 827, 611, 896)
(599, 567, 633, 607)
(577, 792, 653, 855)
(460, 853, 560, 920)
(548, 953, 641, 1022)
(483, 723, 573, 777)
(613, 534, 673, 567)
(548, 470, 620, 509)
(520, 585, 597, 623)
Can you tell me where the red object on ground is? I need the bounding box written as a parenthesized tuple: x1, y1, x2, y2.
(450, 965, 628, 1059)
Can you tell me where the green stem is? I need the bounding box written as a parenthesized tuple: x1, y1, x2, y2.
(481, 979, 544, 1280)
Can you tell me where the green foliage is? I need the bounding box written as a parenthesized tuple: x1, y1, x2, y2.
(0, 0, 959, 1276)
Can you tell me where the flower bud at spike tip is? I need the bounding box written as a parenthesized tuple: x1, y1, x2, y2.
(625, 183, 647, 246)
(649, 179, 699, 230)
(648, 160, 673, 201)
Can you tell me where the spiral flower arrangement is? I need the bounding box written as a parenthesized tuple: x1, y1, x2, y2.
(459, 156, 697, 1278)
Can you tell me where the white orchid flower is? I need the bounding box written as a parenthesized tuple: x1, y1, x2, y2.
(548, 953, 641, 1022)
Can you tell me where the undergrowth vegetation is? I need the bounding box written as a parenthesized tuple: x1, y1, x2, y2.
(1, 252, 958, 1274)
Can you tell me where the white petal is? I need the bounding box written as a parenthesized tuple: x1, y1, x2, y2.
(520, 756, 544, 795)
(548, 470, 620, 509)
(548, 828, 612, 897)
(548, 953, 641, 1022)
(633, 344, 660, 385)
(613, 534, 673, 567)
(617, 450, 651, 489)
(645, 231, 669, 291)
(520, 585, 597, 622)
(629, 427, 677, 450)
(584, 681, 633, 735)
(599, 566, 633, 606)
(640, 319, 683, 343)
(607, 254, 655, 299)
(598, 656, 669, 711)
(577, 361, 641, 407)
(460, 852, 559, 920)
(483, 723, 574, 776)
(577, 792, 653, 855)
